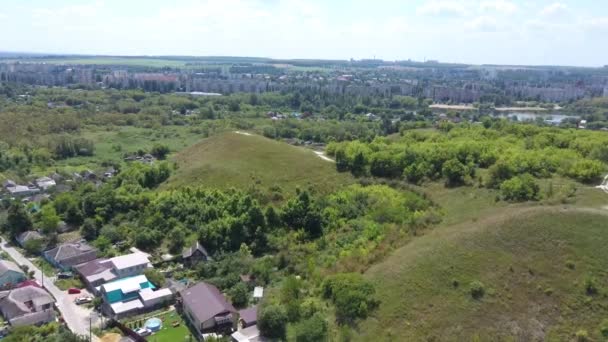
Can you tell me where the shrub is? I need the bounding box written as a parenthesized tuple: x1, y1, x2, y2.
(322, 273, 378, 322)
(469, 281, 485, 299)
(600, 319, 608, 337)
(293, 313, 328, 342)
(584, 277, 599, 296)
(500, 174, 539, 202)
(258, 304, 288, 339)
(575, 329, 589, 342)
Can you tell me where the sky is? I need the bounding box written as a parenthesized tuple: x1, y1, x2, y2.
(1, 0, 607, 66)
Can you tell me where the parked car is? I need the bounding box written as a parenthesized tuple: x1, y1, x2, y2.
(57, 272, 73, 279)
(134, 328, 152, 337)
(74, 296, 93, 305)
(67, 288, 81, 294)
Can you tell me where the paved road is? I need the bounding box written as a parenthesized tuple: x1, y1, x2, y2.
(0, 238, 100, 341)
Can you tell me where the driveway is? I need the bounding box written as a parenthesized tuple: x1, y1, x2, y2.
(0, 237, 100, 340)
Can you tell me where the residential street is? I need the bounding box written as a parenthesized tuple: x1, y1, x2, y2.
(0, 237, 100, 341)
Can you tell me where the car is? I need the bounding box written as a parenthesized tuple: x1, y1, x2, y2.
(74, 296, 93, 305)
(134, 328, 152, 337)
(57, 272, 73, 279)
(67, 288, 81, 294)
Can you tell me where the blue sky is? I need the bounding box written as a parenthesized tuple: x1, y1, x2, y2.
(1, 0, 607, 66)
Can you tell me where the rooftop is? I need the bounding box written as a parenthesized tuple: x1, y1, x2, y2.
(109, 252, 150, 271)
(180, 282, 235, 323)
(0, 260, 24, 276)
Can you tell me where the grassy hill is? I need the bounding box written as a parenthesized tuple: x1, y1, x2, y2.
(357, 206, 608, 341)
(163, 132, 354, 196)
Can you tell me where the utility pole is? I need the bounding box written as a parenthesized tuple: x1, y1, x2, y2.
(89, 314, 92, 342)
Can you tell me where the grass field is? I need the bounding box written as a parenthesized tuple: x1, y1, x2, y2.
(357, 205, 608, 341)
(7, 57, 189, 68)
(163, 131, 354, 195)
(42, 126, 206, 174)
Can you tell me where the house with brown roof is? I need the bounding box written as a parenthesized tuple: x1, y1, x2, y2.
(0, 261, 26, 290)
(182, 241, 210, 266)
(0, 285, 55, 327)
(43, 241, 97, 271)
(16, 231, 43, 248)
(180, 282, 236, 336)
(238, 305, 258, 329)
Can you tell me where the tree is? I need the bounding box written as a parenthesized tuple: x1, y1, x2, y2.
(144, 268, 166, 287)
(258, 304, 288, 339)
(4, 202, 31, 238)
(23, 238, 43, 255)
(167, 226, 186, 254)
(322, 273, 378, 323)
(281, 276, 302, 321)
(230, 282, 249, 308)
(294, 313, 328, 342)
(442, 158, 467, 186)
(80, 218, 99, 241)
(39, 205, 60, 235)
(150, 144, 170, 160)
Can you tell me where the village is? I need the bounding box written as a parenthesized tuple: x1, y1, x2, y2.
(0, 171, 264, 342)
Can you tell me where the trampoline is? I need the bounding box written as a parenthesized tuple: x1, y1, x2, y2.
(144, 317, 162, 332)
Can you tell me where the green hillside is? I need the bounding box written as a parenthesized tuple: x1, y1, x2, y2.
(163, 132, 354, 196)
(358, 207, 608, 341)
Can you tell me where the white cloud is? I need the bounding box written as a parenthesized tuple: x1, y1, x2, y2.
(480, 0, 518, 14)
(466, 16, 500, 32)
(584, 17, 608, 30)
(416, 1, 468, 17)
(540, 3, 569, 17)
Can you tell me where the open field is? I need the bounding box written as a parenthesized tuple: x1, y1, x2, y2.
(357, 204, 608, 341)
(163, 132, 354, 195)
(42, 126, 206, 174)
(5, 57, 189, 68)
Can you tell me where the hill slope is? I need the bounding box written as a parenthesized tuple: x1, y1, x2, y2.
(358, 207, 608, 341)
(163, 132, 353, 195)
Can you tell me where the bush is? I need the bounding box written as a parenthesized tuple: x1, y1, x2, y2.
(229, 282, 249, 308)
(575, 329, 589, 342)
(469, 281, 485, 299)
(258, 304, 288, 339)
(584, 276, 599, 295)
(322, 273, 378, 322)
(500, 174, 539, 202)
(294, 313, 328, 342)
(600, 319, 608, 337)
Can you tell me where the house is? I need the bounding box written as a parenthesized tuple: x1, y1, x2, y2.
(43, 241, 98, 271)
(238, 305, 258, 329)
(0, 261, 26, 290)
(180, 282, 236, 336)
(2, 180, 16, 189)
(182, 241, 210, 265)
(35, 177, 56, 191)
(74, 252, 152, 291)
(99, 274, 173, 319)
(231, 325, 266, 342)
(7, 185, 40, 197)
(0, 285, 55, 327)
(16, 231, 43, 248)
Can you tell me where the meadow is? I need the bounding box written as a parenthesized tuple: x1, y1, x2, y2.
(163, 131, 355, 196)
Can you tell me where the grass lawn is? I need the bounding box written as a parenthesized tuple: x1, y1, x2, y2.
(55, 277, 84, 291)
(125, 311, 194, 342)
(163, 131, 354, 197)
(358, 206, 608, 341)
(32, 257, 56, 277)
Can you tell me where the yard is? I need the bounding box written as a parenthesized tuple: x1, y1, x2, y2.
(124, 310, 194, 342)
(55, 277, 84, 291)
